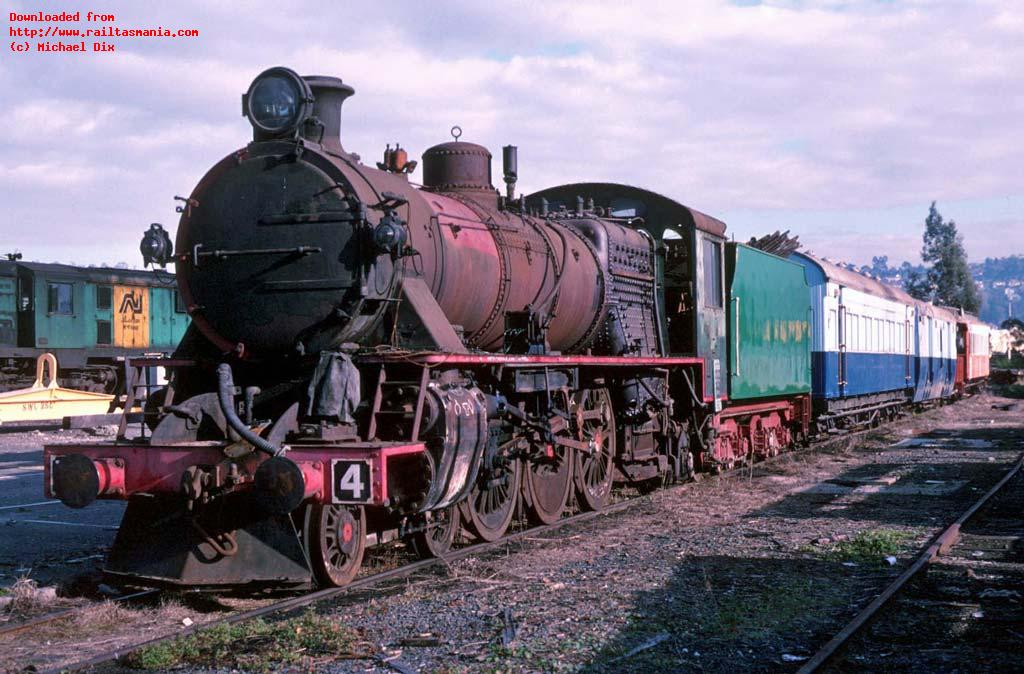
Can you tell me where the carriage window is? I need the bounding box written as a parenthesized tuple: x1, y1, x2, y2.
(96, 285, 112, 311)
(173, 290, 187, 314)
(702, 240, 722, 308)
(96, 319, 112, 345)
(47, 282, 74, 315)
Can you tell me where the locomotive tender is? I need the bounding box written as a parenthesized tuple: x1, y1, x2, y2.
(43, 67, 986, 589)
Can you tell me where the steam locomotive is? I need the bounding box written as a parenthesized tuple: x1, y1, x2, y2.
(43, 67, 988, 589)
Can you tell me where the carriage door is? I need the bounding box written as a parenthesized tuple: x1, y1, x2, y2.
(15, 268, 34, 346)
(904, 308, 912, 387)
(837, 291, 847, 397)
(926, 315, 934, 388)
(113, 285, 149, 348)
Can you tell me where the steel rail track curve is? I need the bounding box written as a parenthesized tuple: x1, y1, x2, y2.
(31, 406, 938, 674)
(796, 452, 1024, 674)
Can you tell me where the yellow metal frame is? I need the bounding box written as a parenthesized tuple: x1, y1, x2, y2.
(0, 354, 115, 424)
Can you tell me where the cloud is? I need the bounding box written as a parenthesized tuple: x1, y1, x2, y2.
(0, 0, 1021, 266)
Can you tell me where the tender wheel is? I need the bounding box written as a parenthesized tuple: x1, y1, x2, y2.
(303, 503, 365, 587)
(409, 505, 459, 559)
(571, 388, 616, 511)
(462, 459, 521, 542)
(523, 442, 573, 525)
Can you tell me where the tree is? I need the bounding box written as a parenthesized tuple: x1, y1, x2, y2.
(903, 202, 981, 313)
(870, 255, 890, 276)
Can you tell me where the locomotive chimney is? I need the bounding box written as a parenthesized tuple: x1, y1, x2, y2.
(303, 76, 355, 154)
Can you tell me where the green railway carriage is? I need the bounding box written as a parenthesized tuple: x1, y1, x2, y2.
(0, 261, 190, 393)
(725, 243, 812, 400)
(697, 242, 814, 468)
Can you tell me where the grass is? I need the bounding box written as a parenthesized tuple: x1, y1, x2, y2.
(815, 529, 914, 565)
(72, 600, 132, 631)
(697, 572, 846, 638)
(1, 577, 56, 616)
(124, 609, 367, 671)
(994, 384, 1024, 399)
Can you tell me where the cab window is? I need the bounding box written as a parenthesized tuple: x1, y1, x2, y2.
(18, 278, 32, 311)
(702, 240, 722, 308)
(47, 282, 74, 315)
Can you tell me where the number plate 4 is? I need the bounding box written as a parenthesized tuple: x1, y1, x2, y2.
(331, 460, 372, 504)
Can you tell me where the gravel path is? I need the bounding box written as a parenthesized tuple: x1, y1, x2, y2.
(297, 393, 1023, 674)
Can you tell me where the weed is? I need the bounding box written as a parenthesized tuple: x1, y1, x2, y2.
(686, 573, 846, 641)
(124, 609, 366, 671)
(1, 577, 53, 615)
(822, 529, 913, 564)
(994, 384, 1024, 399)
(72, 600, 132, 631)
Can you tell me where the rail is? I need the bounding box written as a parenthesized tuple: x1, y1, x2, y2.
(796, 452, 1024, 674)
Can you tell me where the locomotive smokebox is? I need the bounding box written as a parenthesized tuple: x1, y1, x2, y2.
(303, 76, 355, 153)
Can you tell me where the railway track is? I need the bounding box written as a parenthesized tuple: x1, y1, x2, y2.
(798, 452, 1024, 673)
(0, 588, 162, 639)
(0, 404, 964, 674)
(11, 417, 891, 674)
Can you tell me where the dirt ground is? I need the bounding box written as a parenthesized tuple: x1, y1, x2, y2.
(2, 391, 1021, 674)
(280, 392, 1021, 674)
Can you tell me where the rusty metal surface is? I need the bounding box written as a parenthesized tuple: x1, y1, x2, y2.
(43, 441, 427, 505)
(361, 352, 705, 367)
(174, 76, 674, 361)
(421, 141, 494, 191)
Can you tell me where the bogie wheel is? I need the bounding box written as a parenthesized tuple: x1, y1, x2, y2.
(461, 459, 522, 542)
(571, 388, 616, 511)
(303, 503, 365, 587)
(409, 505, 459, 559)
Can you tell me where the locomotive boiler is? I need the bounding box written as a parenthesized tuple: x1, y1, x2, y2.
(43, 67, 812, 589)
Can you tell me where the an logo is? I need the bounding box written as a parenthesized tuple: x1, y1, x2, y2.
(119, 290, 143, 314)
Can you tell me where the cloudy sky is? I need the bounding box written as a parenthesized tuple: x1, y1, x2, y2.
(2, 0, 1021, 268)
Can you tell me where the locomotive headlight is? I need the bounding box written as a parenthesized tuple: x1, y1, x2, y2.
(372, 218, 408, 255)
(243, 67, 313, 135)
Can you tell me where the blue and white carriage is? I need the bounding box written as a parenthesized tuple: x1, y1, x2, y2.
(791, 252, 957, 428)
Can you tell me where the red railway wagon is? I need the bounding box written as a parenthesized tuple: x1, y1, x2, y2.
(955, 313, 991, 394)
